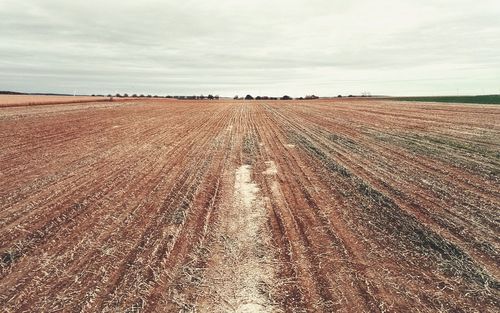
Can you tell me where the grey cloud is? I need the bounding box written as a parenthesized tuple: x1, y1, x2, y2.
(0, 0, 499, 96)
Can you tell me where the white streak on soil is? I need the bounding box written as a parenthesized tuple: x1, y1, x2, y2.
(262, 161, 277, 176)
(199, 165, 276, 312)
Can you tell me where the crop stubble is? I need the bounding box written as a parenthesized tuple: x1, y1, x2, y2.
(0, 99, 498, 312)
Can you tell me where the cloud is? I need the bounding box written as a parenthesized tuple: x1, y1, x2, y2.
(0, 0, 499, 96)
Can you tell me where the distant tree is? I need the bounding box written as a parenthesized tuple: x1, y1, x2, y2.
(199, 94, 205, 100)
(147, 95, 152, 98)
(338, 95, 342, 98)
(280, 95, 292, 100)
(208, 94, 214, 100)
(348, 95, 354, 97)
(132, 94, 137, 97)
(245, 94, 254, 100)
(305, 95, 319, 100)
(255, 96, 262, 100)
(140, 94, 145, 98)
(234, 95, 239, 100)
(115, 93, 122, 97)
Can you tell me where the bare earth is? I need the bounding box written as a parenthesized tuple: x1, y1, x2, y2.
(0, 98, 499, 312)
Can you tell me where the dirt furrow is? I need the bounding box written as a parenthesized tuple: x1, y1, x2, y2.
(1, 99, 498, 312)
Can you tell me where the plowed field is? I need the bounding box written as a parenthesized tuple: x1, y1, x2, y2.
(1, 99, 499, 312)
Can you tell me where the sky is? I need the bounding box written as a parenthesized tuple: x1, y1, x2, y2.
(0, 0, 499, 97)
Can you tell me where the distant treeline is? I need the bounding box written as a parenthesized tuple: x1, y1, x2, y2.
(97, 94, 221, 100)
(98, 94, 324, 100)
(235, 95, 321, 100)
(2, 90, 380, 101)
(235, 94, 377, 100)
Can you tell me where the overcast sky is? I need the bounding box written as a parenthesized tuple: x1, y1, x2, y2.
(1, 0, 499, 96)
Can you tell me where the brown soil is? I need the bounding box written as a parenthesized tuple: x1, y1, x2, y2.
(0, 98, 498, 312)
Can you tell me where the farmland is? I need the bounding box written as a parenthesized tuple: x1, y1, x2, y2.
(0, 95, 109, 108)
(390, 95, 500, 105)
(0, 98, 499, 312)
